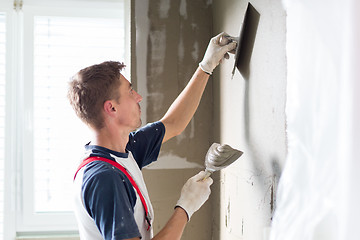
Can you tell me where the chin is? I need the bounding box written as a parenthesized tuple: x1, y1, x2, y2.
(136, 119, 142, 129)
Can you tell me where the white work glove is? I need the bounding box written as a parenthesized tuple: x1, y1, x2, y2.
(175, 171, 213, 221)
(199, 32, 237, 75)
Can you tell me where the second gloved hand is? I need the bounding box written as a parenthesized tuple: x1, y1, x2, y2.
(199, 32, 237, 75)
(175, 171, 213, 221)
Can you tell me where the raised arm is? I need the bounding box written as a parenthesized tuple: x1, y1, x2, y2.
(160, 32, 236, 143)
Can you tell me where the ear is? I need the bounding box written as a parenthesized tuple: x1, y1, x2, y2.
(103, 100, 116, 115)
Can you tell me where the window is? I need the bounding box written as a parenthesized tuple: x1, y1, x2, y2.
(32, 15, 126, 213)
(1, 0, 130, 236)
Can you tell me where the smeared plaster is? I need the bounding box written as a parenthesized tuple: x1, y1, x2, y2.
(178, 37, 185, 61)
(189, 118, 195, 138)
(149, 28, 166, 76)
(191, 23, 198, 31)
(147, 92, 165, 113)
(191, 41, 199, 61)
(141, 0, 212, 172)
(175, 130, 186, 144)
(180, 0, 187, 19)
(158, 0, 170, 18)
(176, 119, 195, 145)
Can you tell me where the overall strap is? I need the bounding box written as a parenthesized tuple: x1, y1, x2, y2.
(74, 156, 151, 230)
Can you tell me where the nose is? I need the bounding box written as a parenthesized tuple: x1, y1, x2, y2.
(135, 90, 143, 103)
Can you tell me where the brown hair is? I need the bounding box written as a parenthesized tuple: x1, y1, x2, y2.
(67, 61, 126, 129)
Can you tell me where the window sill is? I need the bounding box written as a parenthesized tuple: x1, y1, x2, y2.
(16, 234, 79, 240)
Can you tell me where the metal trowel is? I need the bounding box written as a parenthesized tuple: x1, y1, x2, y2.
(203, 143, 243, 179)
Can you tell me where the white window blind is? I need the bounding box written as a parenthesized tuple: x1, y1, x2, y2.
(0, 12, 5, 239)
(33, 16, 125, 213)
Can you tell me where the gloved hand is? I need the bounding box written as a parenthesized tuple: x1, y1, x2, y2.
(199, 32, 237, 75)
(175, 171, 213, 221)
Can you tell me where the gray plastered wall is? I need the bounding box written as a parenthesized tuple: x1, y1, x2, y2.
(131, 0, 214, 239)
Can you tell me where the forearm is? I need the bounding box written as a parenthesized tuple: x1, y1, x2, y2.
(152, 207, 188, 240)
(161, 67, 209, 142)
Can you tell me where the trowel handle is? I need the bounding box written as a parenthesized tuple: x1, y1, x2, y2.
(201, 170, 212, 181)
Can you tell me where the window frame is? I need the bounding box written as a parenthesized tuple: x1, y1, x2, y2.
(1, 0, 131, 236)
(1, 2, 20, 239)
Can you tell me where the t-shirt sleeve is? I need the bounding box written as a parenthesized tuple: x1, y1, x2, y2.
(82, 162, 141, 240)
(127, 121, 165, 169)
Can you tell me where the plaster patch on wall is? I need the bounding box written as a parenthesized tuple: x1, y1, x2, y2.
(191, 41, 199, 62)
(191, 23, 198, 31)
(176, 130, 186, 144)
(178, 37, 185, 62)
(147, 92, 164, 113)
(149, 28, 166, 76)
(179, 0, 187, 19)
(158, 0, 170, 18)
(145, 154, 203, 169)
(189, 118, 195, 138)
(175, 119, 195, 144)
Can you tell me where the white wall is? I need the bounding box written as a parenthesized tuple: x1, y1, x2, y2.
(270, 0, 360, 239)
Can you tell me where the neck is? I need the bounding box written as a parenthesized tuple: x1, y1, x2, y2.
(91, 126, 131, 153)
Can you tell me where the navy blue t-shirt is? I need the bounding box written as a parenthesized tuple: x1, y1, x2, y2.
(80, 121, 165, 239)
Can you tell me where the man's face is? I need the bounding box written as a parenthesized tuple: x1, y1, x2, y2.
(112, 74, 143, 130)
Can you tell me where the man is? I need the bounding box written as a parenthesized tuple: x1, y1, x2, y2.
(69, 32, 236, 240)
